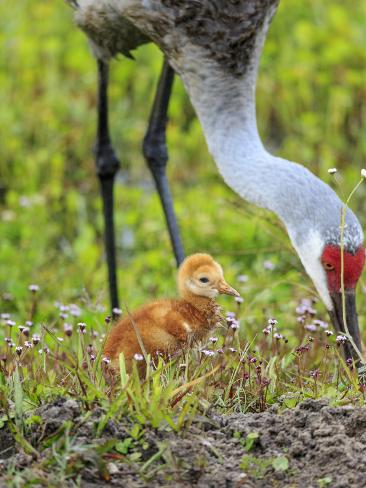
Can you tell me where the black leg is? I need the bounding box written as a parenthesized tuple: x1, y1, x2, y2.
(95, 59, 120, 310)
(143, 58, 185, 266)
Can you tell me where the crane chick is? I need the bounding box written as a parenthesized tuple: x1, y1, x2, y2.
(104, 253, 240, 372)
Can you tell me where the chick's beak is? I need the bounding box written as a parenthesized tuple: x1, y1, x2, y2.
(329, 290, 362, 362)
(217, 280, 240, 297)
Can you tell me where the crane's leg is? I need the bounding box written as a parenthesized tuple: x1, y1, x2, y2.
(143, 58, 185, 266)
(95, 59, 120, 310)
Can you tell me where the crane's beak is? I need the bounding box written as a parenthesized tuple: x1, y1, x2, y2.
(329, 290, 362, 363)
(217, 280, 240, 297)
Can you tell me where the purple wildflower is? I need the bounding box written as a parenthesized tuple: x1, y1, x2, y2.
(336, 335, 347, 345)
(64, 323, 73, 337)
(32, 334, 41, 345)
(305, 324, 317, 332)
(78, 322, 87, 334)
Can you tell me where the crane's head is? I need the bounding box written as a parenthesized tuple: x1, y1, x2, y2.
(296, 220, 365, 360)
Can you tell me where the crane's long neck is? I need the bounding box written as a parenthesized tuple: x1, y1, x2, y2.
(175, 48, 316, 247)
(168, 13, 359, 255)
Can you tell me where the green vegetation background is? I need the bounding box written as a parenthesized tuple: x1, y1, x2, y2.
(0, 0, 365, 332)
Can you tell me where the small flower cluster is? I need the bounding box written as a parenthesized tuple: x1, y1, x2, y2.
(226, 312, 240, 331)
(310, 369, 321, 379)
(296, 298, 317, 318)
(336, 335, 347, 345)
(295, 344, 311, 356)
(262, 318, 287, 342)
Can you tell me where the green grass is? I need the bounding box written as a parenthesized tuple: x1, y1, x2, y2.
(0, 0, 366, 481)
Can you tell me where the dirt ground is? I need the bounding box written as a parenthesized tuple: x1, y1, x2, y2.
(1, 398, 366, 487)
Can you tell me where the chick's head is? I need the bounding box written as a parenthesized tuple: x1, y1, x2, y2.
(178, 253, 240, 300)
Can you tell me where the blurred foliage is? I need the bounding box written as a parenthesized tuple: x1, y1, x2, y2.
(0, 0, 365, 334)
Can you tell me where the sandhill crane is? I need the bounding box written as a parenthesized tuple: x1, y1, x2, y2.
(67, 1, 365, 360)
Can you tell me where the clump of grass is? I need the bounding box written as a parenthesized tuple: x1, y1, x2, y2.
(1, 280, 365, 455)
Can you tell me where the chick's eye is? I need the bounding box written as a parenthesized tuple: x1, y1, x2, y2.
(323, 262, 335, 271)
(199, 277, 209, 283)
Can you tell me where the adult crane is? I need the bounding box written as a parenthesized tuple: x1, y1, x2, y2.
(67, 0, 365, 360)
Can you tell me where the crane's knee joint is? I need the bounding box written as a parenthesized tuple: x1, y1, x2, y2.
(143, 133, 168, 172)
(94, 143, 120, 179)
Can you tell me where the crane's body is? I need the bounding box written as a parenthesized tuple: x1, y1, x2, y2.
(68, 0, 365, 359)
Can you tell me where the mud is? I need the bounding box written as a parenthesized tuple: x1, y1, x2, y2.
(1, 399, 366, 487)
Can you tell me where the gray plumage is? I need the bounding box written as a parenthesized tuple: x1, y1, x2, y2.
(70, 0, 363, 259)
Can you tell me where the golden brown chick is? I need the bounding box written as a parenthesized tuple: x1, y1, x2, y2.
(103, 253, 240, 372)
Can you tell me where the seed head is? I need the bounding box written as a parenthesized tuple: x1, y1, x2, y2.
(15, 346, 23, 356)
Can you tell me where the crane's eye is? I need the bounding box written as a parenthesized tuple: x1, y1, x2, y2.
(323, 262, 335, 271)
(199, 277, 209, 283)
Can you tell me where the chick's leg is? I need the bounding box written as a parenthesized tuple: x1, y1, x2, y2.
(143, 58, 185, 266)
(95, 59, 120, 310)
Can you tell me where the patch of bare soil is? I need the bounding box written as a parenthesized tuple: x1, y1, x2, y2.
(1, 399, 366, 487)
